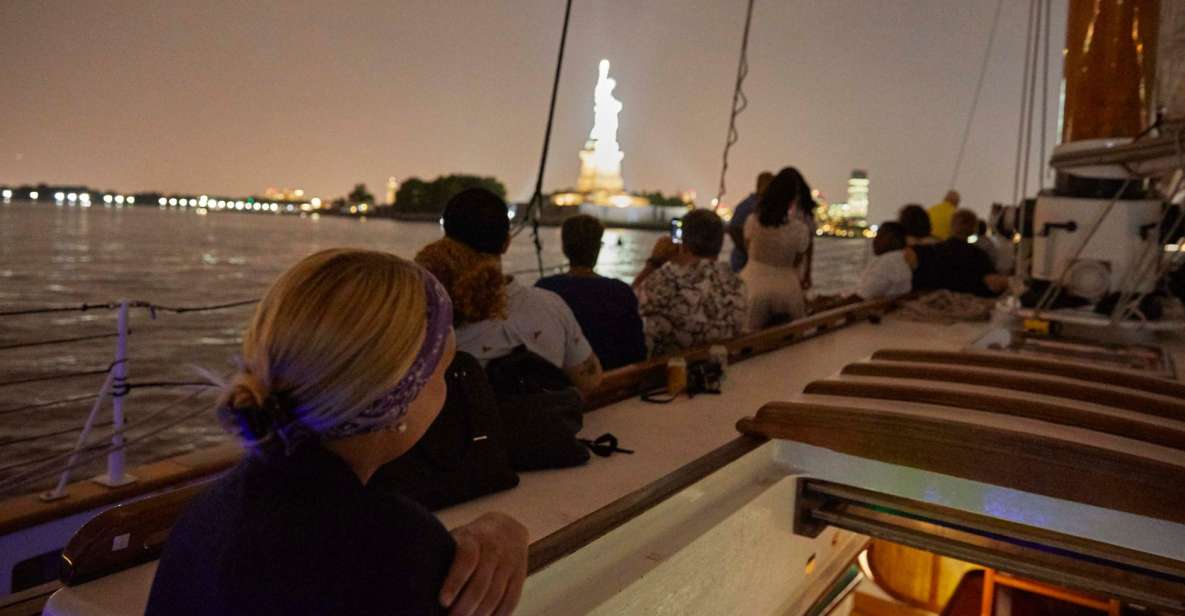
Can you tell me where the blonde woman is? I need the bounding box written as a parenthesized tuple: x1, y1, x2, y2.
(147, 249, 527, 616)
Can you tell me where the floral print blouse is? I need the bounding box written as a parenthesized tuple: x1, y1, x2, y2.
(638, 259, 748, 357)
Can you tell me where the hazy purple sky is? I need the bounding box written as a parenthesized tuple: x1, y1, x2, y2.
(1, 1, 1065, 220)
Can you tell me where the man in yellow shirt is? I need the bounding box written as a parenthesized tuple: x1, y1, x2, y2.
(927, 190, 961, 240)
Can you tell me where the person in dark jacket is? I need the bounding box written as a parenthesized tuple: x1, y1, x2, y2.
(536, 215, 646, 370)
(146, 249, 527, 616)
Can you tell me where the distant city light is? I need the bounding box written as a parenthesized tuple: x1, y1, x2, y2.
(1, 189, 11, 199)
(67, 193, 77, 201)
(54, 192, 65, 201)
(79, 193, 91, 202)
(311, 197, 322, 208)
(168, 198, 178, 206)
(358, 203, 369, 213)
(103, 194, 113, 204)
(29, 191, 38, 200)
(286, 204, 295, 212)
(115, 195, 125, 204)
(159, 197, 168, 205)
(126, 196, 134, 204)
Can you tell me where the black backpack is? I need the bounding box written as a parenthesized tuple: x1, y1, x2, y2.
(369, 351, 519, 510)
(485, 346, 590, 471)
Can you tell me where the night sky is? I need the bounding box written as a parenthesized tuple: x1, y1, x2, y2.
(1, 1, 1065, 221)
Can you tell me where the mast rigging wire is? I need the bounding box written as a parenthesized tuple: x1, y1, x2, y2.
(515, 0, 574, 276)
(948, 0, 1004, 189)
(1020, 0, 1043, 202)
(0, 298, 258, 319)
(714, 0, 756, 210)
(1011, 0, 1038, 206)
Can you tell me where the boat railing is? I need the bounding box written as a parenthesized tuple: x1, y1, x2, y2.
(0, 298, 258, 501)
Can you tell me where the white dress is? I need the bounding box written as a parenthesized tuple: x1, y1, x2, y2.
(740, 216, 810, 330)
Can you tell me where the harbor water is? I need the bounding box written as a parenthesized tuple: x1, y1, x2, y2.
(0, 200, 867, 493)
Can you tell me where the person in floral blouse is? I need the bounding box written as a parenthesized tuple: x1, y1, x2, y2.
(633, 209, 748, 357)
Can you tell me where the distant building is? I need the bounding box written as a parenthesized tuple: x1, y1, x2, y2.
(386, 177, 399, 206)
(846, 170, 869, 219)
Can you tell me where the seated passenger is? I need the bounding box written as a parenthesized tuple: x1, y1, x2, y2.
(147, 249, 527, 616)
(899, 203, 938, 245)
(634, 209, 747, 356)
(910, 210, 1009, 297)
(855, 221, 912, 300)
(740, 167, 812, 329)
(973, 218, 1016, 274)
(419, 188, 603, 394)
(949, 207, 979, 242)
(536, 215, 646, 370)
(927, 189, 961, 240)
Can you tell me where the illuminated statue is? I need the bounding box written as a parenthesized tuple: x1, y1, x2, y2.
(577, 59, 625, 194)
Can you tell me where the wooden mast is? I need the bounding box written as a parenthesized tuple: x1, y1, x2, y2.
(1061, 0, 1160, 142)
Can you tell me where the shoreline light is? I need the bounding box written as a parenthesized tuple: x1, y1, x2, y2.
(1, 189, 11, 199)
(29, 191, 38, 200)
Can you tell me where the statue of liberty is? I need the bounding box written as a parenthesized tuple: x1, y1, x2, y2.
(590, 59, 622, 155)
(578, 58, 625, 193)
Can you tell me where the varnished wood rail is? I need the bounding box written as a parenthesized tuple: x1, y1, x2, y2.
(871, 349, 1185, 399)
(842, 361, 1185, 422)
(803, 378, 1185, 451)
(738, 401, 1185, 525)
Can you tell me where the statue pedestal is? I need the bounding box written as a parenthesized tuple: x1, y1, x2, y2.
(576, 145, 624, 194)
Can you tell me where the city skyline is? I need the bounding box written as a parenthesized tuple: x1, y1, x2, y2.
(1, 1, 1066, 222)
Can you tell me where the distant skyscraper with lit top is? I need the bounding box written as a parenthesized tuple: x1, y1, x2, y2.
(846, 170, 868, 219)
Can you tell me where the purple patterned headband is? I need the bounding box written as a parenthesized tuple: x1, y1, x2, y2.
(315, 267, 454, 439)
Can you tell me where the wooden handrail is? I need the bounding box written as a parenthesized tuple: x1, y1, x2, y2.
(60, 481, 213, 586)
(803, 378, 1185, 451)
(584, 298, 890, 411)
(871, 349, 1185, 399)
(738, 401, 1185, 525)
(842, 361, 1185, 422)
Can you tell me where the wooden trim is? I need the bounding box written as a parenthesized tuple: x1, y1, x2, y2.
(871, 349, 1185, 399)
(583, 298, 891, 411)
(980, 569, 994, 616)
(738, 401, 1185, 525)
(0, 444, 241, 537)
(803, 379, 1185, 451)
(842, 361, 1185, 422)
(60, 481, 215, 586)
(0, 581, 60, 616)
(526, 434, 767, 574)
(990, 572, 1114, 612)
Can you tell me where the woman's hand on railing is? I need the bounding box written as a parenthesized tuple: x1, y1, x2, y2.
(441, 511, 529, 616)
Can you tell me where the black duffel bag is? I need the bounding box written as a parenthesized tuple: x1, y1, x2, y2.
(485, 346, 590, 471)
(369, 351, 519, 511)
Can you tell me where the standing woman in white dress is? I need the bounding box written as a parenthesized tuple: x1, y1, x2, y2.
(741, 167, 811, 330)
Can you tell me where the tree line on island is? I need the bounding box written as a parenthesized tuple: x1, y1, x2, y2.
(329, 174, 688, 221)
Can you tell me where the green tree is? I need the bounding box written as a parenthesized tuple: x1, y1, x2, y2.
(395, 174, 507, 214)
(348, 183, 375, 205)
